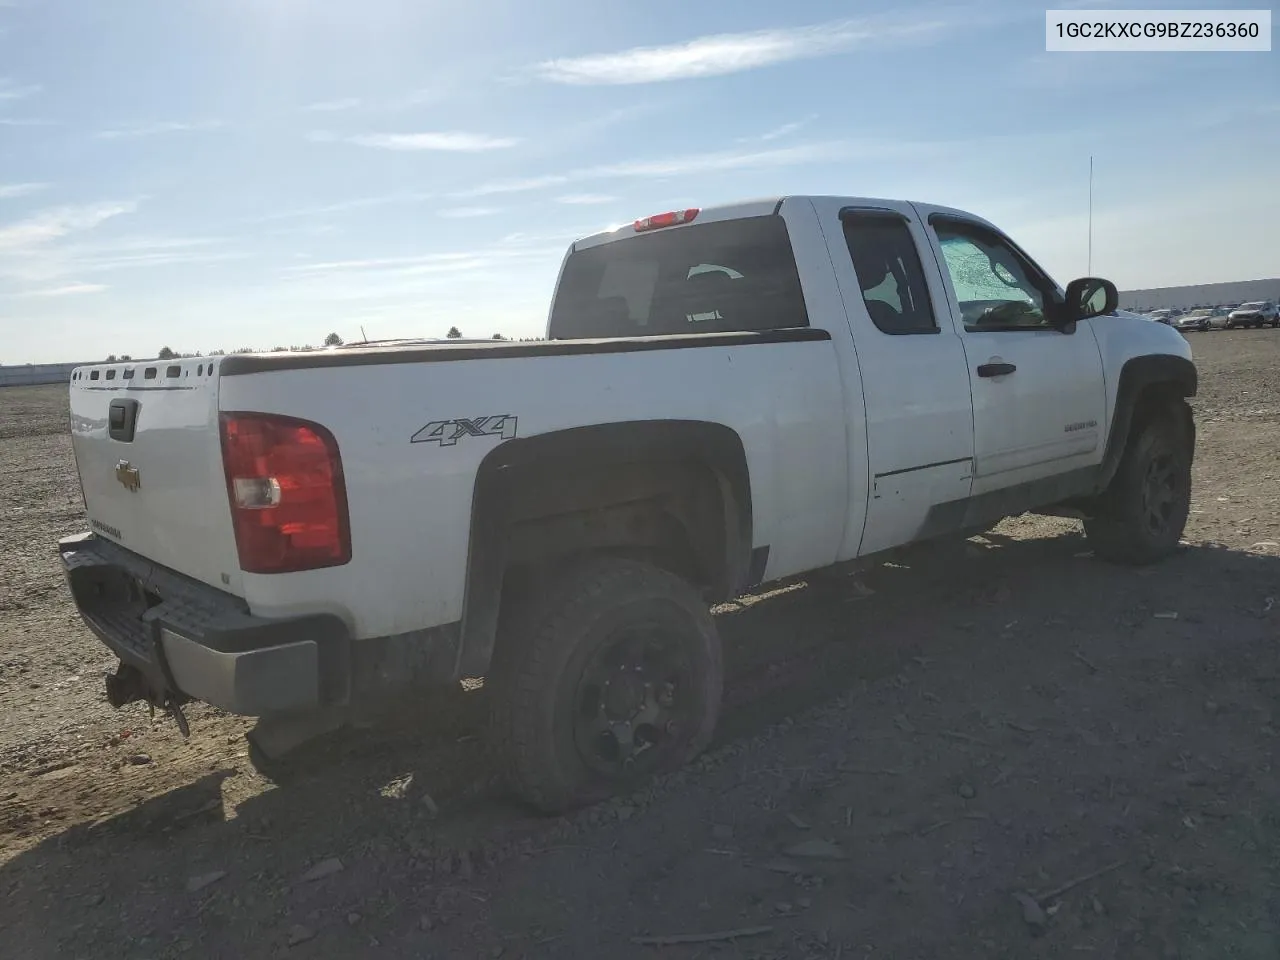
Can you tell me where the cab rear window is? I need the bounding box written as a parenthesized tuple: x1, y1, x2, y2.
(548, 215, 808, 340)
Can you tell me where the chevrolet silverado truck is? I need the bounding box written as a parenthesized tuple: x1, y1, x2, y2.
(61, 196, 1197, 812)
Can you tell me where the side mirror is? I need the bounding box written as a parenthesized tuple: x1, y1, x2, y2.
(1063, 277, 1119, 321)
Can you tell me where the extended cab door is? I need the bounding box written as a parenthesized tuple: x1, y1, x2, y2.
(807, 198, 975, 556)
(914, 206, 1107, 496)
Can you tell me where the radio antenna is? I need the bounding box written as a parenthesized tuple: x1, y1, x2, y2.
(1087, 155, 1094, 276)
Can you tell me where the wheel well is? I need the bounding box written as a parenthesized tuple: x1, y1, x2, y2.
(502, 458, 727, 583)
(1131, 381, 1192, 437)
(1095, 355, 1197, 495)
(455, 421, 752, 678)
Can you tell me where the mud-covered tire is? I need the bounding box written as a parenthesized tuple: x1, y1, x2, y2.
(1084, 405, 1192, 565)
(489, 557, 723, 814)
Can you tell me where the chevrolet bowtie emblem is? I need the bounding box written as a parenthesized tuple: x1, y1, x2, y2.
(115, 460, 141, 492)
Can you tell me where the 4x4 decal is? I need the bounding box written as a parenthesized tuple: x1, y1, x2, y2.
(411, 415, 518, 447)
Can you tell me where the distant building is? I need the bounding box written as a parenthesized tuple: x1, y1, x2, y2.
(0, 362, 86, 388)
(1119, 278, 1280, 313)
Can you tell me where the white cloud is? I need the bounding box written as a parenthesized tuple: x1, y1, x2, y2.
(0, 229, 238, 284)
(277, 235, 570, 300)
(304, 97, 362, 112)
(95, 120, 223, 140)
(18, 282, 107, 297)
(0, 181, 48, 200)
(556, 194, 617, 205)
(254, 192, 436, 222)
(453, 174, 571, 198)
(0, 201, 137, 251)
(748, 114, 819, 143)
(437, 206, 501, 219)
(533, 18, 947, 85)
(301, 85, 453, 115)
(283, 251, 488, 276)
(337, 131, 520, 152)
(386, 87, 450, 110)
(72, 247, 244, 273)
(0, 78, 41, 101)
(456, 141, 890, 199)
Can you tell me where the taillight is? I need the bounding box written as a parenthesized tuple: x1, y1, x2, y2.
(218, 412, 351, 574)
(633, 208, 699, 232)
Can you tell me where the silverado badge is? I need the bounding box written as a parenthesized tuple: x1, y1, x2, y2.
(115, 460, 141, 492)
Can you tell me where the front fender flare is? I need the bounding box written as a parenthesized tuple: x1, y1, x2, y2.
(1095, 354, 1197, 493)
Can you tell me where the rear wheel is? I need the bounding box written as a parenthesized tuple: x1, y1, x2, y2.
(490, 557, 723, 813)
(1084, 405, 1192, 565)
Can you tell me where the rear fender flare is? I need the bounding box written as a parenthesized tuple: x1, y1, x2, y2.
(454, 420, 753, 678)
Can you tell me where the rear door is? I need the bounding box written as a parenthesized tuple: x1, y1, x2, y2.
(914, 207, 1107, 495)
(70, 358, 244, 594)
(808, 197, 975, 556)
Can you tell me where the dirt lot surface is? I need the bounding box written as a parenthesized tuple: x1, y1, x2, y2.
(2, 329, 1278, 959)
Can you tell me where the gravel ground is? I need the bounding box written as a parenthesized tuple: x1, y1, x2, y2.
(1, 329, 1278, 959)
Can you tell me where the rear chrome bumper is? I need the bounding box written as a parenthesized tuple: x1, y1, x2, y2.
(58, 533, 350, 716)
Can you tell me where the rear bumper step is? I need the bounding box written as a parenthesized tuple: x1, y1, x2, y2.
(58, 533, 350, 716)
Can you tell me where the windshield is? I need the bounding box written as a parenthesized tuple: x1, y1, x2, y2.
(1239, 302, 1267, 310)
(548, 215, 808, 340)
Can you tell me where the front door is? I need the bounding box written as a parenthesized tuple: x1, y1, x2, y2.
(918, 210, 1107, 495)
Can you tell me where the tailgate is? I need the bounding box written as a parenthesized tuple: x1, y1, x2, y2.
(69, 358, 244, 596)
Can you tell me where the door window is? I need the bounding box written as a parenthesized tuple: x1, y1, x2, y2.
(933, 220, 1054, 331)
(842, 213, 939, 335)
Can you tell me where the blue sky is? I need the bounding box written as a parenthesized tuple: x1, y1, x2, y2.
(1, 0, 1276, 363)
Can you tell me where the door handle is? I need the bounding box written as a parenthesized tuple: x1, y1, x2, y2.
(976, 362, 1016, 378)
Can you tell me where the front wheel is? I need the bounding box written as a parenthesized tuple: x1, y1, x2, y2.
(490, 557, 723, 813)
(1084, 406, 1192, 565)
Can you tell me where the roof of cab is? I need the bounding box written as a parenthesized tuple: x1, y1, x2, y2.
(569, 195, 992, 252)
(571, 197, 784, 252)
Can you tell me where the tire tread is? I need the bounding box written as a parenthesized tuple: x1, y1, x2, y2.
(1084, 402, 1191, 566)
(490, 557, 722, 813)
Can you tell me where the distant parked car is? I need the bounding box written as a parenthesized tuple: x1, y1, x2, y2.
(1146, 309, 1176, 324)
(1173, 309, 1221, 332)
(1225, 301, 1280, 329)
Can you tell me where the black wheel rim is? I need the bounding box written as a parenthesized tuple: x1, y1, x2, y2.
(572, 617, 694, 779)
(1141, 449, 1182, 537)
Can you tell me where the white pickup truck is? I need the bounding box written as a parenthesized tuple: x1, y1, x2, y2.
(61, 195, 1197, 812)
